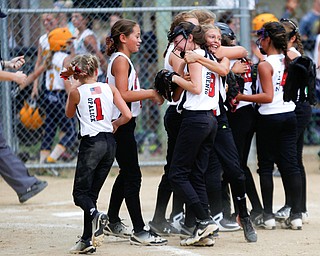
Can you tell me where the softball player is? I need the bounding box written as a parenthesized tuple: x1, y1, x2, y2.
(166, 22, 221, 246)
(32, 13, 59, 99)
(215, 23, 264, 222)
(236, 21, 303, 230)
(149, 11, 199, 236)
(183, 24, 257, 243)
(38, 27, 77, 165)
(71, 12, 108, 81)
(275, 19, 312, 224)
(104, 18, 167, 246)
(64, 54, 132, 254)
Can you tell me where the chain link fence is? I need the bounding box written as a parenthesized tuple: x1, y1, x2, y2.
(0, 0, 253, 172)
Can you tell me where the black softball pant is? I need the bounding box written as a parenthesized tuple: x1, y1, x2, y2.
(152, 105, 184, 223)
(256, 111, 302, 215)
(282, 102, 312, 212)
(227, 104, 263, 214)
(72, 132, 116, 240)
(107, 118, 145, 233)
(205, 111, 247, 217)
(169, 110, 217, 219)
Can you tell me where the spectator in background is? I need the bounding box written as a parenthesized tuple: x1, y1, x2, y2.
(299, 0, 320, 57)
(93, 13, 122, 55)
(54, 0, 77, 35)
(31, 13, 59, 99)
(71, 12, 107, 82)
(281, 0, 300, 20)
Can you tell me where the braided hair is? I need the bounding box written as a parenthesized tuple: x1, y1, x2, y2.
(280, 19, 304, 56)
(60, 54, 99, 81)
(263, 21, 290, 69)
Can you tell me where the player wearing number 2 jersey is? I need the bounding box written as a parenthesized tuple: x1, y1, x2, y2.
(38, 27, 77, 164)
(64, 54, 132, 254)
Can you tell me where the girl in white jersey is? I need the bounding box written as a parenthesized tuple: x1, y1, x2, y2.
(274, 19, 312, 224)
(31, 13, 59, 99)
(38, 28, 77, 165)
(64, 54, 131, 254)
(236, 21, 303, 230)
(149, 11, 199, 237)
(104, 19, 166, 246)
(71, 12, 108, 81)
(182, 23, 257, 243)
(165, 21, 221, 246)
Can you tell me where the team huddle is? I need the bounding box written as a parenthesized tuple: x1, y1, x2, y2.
(63, 9, 313, 253)
(1, 7, 313, 255)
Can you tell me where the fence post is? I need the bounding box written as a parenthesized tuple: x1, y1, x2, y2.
(0, 0, 14, 150)
(240, 0, 250, 51)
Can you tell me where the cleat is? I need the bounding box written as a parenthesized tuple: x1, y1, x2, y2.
(237, 216, 258, 243)
(302, 212, 309, 224)
(103, 220, 131, 238)
(148, 220, 180, 236)
(275, 205, 291, 221)
(170, 212, 184, 232)
(129, 226, 167, 246)
(92, 212, 108, 247)
(69, 238, 96, 254)
(178, 218, 218, 246)
(181, 234, 215, 247)
(179, 222, 195, 238)
(212, 212, 241, 232)
(281, 213, 302, 230)
(254, 213, 276, 230)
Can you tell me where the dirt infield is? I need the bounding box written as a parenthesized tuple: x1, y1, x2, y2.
(0, 146, 319, 256)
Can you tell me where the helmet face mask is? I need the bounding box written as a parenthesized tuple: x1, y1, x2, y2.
(167, 22, 195, 42)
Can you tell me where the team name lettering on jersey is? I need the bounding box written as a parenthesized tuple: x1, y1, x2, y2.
(88, 98, 96, 122)
(275, 70, 282, 92)
(205, 72, 215, 97)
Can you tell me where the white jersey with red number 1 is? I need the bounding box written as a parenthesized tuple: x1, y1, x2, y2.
(76, 82, 114, 137)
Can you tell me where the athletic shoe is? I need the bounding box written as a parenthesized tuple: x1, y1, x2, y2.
(18, 180, 48, 203)
(238, 216, 258, 243)
(148, 220, 180, 236)
(69, 238, 96, 254)
(249, 210, 263, 223)
(180, 234, 215, 247)
(170, 212, 184, 232)
(302, 212, 309, 224)
(129, 226, 168, 246)
(92, 212, 108, 247)
(281, 213, 302, 230)
(254, 213, 276, 230)
(211, 212, 241, 232)
(103, 220, 131, 238)
(178, 219, 218, 246)
(275, 205, 291, 221)
(179, 222, 195, 238)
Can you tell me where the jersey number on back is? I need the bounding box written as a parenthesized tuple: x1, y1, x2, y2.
(94, 98, 104, 121)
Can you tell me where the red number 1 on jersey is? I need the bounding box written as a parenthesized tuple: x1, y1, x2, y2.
(94, 98, 104, 121)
